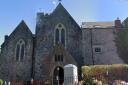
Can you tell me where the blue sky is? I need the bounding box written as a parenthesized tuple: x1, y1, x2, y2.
(0, 0, 128, 45)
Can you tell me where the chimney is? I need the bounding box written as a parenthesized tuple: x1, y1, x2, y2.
(115, 17, 121, 28)
(4, 35, 8, 41)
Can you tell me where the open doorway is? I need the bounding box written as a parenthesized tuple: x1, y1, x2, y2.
(53, 66, 64, 85)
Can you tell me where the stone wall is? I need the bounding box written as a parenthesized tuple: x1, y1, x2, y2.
(82, 28, 93, 65)
(34, 4, 83, 79)
(82, 28, 124, 65)
(0, 21, 33, 81)
(0, 3, 125, 82)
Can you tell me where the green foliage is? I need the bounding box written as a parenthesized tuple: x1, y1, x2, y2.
(82, 65, 110, 77)
(115, 28, 128, 63)
(0, 79, 3, 85)
(82, 64, 128, 82)
(82, 78, 95, 85)
(82, 66, 92, 77)
(123, 18, 128, 28)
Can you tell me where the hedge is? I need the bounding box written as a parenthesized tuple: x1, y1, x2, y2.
(82, 64, 128, 82)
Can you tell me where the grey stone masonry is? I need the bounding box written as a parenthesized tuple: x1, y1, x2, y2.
(0, 3, 125, 82)
(82, 28, 124, 65)
(34, 3, 82, 80)
(0, 21, 33, 82)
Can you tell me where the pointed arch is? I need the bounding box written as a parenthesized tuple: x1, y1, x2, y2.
(15, 39, 25, 61)
(53, 66, 64, 85)
(54, 23, 66, 48)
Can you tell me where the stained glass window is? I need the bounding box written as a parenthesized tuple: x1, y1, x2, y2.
(20, 44, 25, 61)
(16, 44, 20, 61)
(61, 29, 65, 46)
(55, 29, 59, 44)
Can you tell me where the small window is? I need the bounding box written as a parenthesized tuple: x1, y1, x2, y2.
(95, 47, 101, 53)
(55, 54, 57, 62)
(54, 54, 63, 62)
(60, 55, 63, 62)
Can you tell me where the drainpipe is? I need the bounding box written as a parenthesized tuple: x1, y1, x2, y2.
(90, 28, 95, 65)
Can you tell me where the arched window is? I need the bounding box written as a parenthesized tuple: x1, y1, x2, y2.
(55, 23, 66, 47)
(15, 39, 25, 61)
(55, 29, 59, 44)
(61, 29, 65, 46)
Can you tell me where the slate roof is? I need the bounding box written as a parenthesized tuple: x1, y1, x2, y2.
(82, 21, 115, 28)
(9, 20, 33, 37)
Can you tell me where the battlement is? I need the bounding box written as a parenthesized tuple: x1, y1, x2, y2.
(36, 12, 51, 27)
(37, 12, 50, 19)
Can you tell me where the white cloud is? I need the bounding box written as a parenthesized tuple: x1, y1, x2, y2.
(52, 1, 57, 7)
(117, 0, 128, 2)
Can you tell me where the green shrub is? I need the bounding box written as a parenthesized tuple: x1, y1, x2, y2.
(82, 77, 95, 85)
(82, 64, 128, 82)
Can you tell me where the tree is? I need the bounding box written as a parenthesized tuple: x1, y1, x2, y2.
(115, 28, 128, 63)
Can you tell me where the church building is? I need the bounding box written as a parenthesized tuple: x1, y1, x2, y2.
(0, 2, 126, 85)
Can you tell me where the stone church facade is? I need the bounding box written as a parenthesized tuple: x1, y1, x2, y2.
(0, 3, 125, 83)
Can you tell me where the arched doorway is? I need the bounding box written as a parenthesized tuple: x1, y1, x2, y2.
(53, 66, 64, 85)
